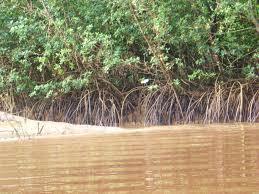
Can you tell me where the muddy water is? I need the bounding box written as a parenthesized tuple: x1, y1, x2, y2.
(0, 124, 258, 194)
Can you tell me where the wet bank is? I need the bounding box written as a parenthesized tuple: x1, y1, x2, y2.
(0, 111, 127, 141)
(0, 111, 258, 141)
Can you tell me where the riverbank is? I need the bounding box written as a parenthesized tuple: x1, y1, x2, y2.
(0, 111, 258, 142)
(1, 1, 258, 137)
(0, 111, 126, 141)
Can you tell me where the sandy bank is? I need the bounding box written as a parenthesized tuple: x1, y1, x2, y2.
(0, 111, 126, 141)
(0, 111, 258, 142)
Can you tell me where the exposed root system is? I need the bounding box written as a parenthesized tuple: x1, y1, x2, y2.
(0, 82, 258, 126)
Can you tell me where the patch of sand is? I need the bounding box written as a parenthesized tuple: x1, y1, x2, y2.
(0, 111, 124, 141)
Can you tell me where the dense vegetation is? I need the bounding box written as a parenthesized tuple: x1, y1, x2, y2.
(0, 0, 258, 125)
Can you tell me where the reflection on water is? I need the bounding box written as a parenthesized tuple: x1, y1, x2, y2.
(0, 124, 259, 193)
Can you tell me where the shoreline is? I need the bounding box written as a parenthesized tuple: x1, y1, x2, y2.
(0, 112, 258, 142)
(0, 111, 127, 141)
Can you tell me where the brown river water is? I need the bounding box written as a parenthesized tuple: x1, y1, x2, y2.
(0, 123, 258, 194)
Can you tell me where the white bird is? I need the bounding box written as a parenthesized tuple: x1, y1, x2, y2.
(140, 78, 149, 84)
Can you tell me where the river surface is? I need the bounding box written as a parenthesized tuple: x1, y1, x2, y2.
(0, 123, 258, 193)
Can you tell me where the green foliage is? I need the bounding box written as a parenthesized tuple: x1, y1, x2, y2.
(242, 65, 257, 79)
(188, 69, 216, 81)
(0, 0, 258, 99)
